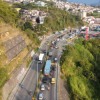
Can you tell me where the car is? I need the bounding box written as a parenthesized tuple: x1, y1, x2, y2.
(38, 93, 43, 100)
(51, 47, 53, 49)
(54, 58, 57, 61)
(29, 90, 32, 96)
(42, 77, 48, 83)
(57, 38, 59, 41)
(51, 45, 53, 47)
(51, 78, 55, 84)
(55, 46, 58, 49)
(52, 66, 56, 71)
(43, 50, 46, 53)
(40, 84, 45, 91)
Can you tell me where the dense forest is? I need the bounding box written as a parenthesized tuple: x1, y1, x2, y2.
(60, 38, 100, 100)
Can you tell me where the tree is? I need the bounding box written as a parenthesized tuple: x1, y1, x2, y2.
(24, 21, 33, 30)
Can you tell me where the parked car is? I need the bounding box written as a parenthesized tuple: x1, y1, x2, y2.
(40, 84, 45, 91)
(38, 93, 43, 100)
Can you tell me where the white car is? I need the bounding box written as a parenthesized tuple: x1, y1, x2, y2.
(54, 58, 57, 61)
(39, 93, 43, 100)
(40, 84, 45, 91)
(57, 38, 59, 41)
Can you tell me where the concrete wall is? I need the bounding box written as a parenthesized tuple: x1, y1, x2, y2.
(2, 33, 53, 100)
(5, 35, 26, 61)
(2, 62, 28, 100)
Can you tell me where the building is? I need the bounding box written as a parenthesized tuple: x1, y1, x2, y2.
(39, 16, 44, 24)
(81, 10, 87, 19)
(35, 1, 46, 7)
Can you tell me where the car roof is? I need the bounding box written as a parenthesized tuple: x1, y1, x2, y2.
(39, 93, 43, 97)
(41, 84, 45, 87)
(52, 78, 55, 80)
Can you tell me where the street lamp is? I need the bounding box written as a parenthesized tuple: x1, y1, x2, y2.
(46, 43, 49, 56)
(32, 60, 41, 87)
(37, 61, 41, 87)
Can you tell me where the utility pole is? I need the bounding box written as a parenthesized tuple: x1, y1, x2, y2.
(86, 27, 88, 40)
(37, 62, 38, 87)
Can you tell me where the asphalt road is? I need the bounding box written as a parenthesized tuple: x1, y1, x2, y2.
(39, 33, 69, 100)
(11, 31, 79, 100)
(11, 35, 55, 100)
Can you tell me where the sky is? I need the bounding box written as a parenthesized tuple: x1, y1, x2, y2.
(68, 0, 100, 5)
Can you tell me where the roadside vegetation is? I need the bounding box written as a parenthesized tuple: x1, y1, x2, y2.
(60, 38, 100, 100)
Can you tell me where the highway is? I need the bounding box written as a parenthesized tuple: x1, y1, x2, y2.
(10, 29, 79, 100)
(10, 35, 55, 100)
(37, 33, 70, 100)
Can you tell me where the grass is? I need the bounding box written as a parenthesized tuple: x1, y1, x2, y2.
(0, 43, 5, 55)
(6, 47, 29, 74)
(34, 47, 39, 53)
(25, 56, 32, 68)
(60, 74, 65, 80)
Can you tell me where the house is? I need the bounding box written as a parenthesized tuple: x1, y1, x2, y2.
(35, 1, 46, 7)
(39, 11, 47, 17)
(36, 16, 44, 24)
(31, 16, 37, 24)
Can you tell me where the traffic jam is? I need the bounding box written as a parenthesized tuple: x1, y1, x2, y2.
(37, 39, 59, 100)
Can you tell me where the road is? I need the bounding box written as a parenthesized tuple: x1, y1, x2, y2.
(10, 30, 79, 100)
(38, 33, 70, 100)
(10, 35, 55, 100)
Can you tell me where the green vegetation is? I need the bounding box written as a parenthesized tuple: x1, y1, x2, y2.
(14, 2, 84, 33)
(60, 38, 100, 100)
(12, 2, 84, 47)
(0, 1, 19, 25)
(0, 1, 84, 99)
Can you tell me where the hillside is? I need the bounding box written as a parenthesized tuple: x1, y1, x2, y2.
(0, 1, 34, 100)
(60, 38, 100, 100)
(0, 1, 19, 25)
(13, 2, 84, 33)
(0, 1, 84, 100)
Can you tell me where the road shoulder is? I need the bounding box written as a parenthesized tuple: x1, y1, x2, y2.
(60, 73, 70, 100)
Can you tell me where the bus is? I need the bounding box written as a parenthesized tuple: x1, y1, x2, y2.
(44, 60, 51, 76)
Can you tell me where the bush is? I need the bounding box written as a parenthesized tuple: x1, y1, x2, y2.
(61, 38, 100, 100)
(0, 68, 9, 88)
(0, 1, 19, 25)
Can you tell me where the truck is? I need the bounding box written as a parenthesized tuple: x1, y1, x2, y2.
(39, 53, 44, 63)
